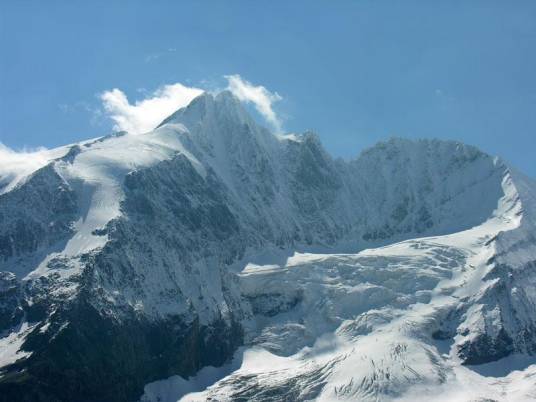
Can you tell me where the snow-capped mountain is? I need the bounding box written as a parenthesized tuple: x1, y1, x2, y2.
(1, 91, 535, 402)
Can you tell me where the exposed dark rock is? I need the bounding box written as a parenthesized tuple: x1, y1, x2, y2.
(458, 328, 515, 365)
(0, 164, 78, 262)
(0, 299, 242, 402)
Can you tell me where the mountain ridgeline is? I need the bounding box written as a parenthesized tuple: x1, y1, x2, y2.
(0, 92, 534, 402)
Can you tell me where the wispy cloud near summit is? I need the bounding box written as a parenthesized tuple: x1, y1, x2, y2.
(225, 74, 283, 132)
(99, 75, 283, 135)
(100, 83, 203, 134)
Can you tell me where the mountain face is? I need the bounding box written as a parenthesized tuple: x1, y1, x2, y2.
(0, 92, 535, 402)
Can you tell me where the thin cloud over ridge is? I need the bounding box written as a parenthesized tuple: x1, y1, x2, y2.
(225, 74, 283, 132)
(0, 143, 55, 192)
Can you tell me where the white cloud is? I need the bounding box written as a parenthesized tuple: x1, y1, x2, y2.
(225, 74, 283, 132)
(144, 54, 161, 63)
(100, 76, 283, 135)
(100, 83, 203, 134)
(0, 143, 52, 192)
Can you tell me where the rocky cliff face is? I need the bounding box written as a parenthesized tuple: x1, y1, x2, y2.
(0, 92, 535, 402)
(0, 164, 78, 265)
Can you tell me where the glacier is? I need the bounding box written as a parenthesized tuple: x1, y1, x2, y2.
(0, 91, 535, 401)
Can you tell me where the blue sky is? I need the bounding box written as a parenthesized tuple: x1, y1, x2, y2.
(1, 1, 535, 175)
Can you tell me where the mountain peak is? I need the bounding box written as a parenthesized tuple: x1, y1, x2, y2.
(215, 89, 239, 103)
(157, 90, 247, 131)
